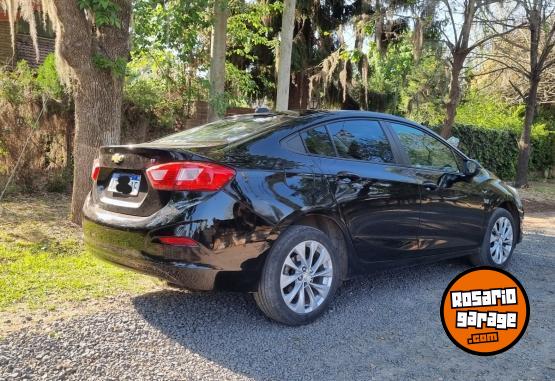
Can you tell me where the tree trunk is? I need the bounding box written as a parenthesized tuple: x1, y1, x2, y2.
(208, 0, 229, 121)
(441, 55, 464, 138)
(375, 1, 386, 57)
(64, 115, 74, 172)
(70, 71, 124, 223)
(412, 0, 437, 62)
(440, 0, 478, 138)
(47, 0, 132, 224)
(276, 0, 296, 111)
(515, 6, 542, 188)
(413, 18, 424, 62)
(515, 78, 539, 187)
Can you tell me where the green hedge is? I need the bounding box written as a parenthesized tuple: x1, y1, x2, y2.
(440, 124, 555, 180)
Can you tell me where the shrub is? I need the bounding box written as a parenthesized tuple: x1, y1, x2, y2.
(400, 54, 449, 126)
(0, 61, 36, 105)
(36, 53, 65, 101)
(124, 52, 210, 129)
(0, 59, 72, 193)
(446, 124, 555, 180)
(455, 92, 523, 131)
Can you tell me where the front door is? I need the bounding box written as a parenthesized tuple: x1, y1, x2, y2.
(386, 122, 485, 254)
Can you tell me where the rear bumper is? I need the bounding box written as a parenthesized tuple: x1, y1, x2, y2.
(82, 190, 273, 292)
(84, 218, 263, 291)
(87, 237, 218, 290)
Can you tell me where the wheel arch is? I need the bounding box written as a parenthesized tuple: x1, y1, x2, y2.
(497, 200, 522, 242)
(274, 212, 354, 281)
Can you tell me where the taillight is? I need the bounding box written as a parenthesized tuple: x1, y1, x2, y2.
(156, 236, 199, 247)
(91, 158, 100, 181)
(145, 161, 235, 191)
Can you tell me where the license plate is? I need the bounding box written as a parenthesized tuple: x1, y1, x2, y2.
(107, 173, 141, 196)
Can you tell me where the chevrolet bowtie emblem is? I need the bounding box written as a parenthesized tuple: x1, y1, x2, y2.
(111, 153, 125, 164)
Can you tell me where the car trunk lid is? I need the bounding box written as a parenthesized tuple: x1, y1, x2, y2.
(93, 145, 225, 217)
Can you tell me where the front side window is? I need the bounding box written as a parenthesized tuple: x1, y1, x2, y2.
(327, 120, 394, 163)
(301, 126, 335, 156)
(390, 123, 459, 172)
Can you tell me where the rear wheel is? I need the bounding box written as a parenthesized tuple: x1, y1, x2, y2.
(254, 225, 341, 325)
(470, 208, 517, 268)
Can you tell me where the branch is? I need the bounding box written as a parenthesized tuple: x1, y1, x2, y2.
(478, 53, 531, 78)
(509, 79, 526, 101)
(439, 32, 455, 52)
(473, 70, 504, 92)
(466, 22, 527, 53)
(538, 21, 555, 68)
(443, 0, 460, 48)
(470, 66, 511, 77)
(474, 16, 525, 29)
(543, 57, 555, 71)
(498, 33, 530, 52)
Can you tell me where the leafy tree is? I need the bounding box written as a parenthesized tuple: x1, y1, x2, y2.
(411, 0, 439, 62)
(133, 0, 210, 65)
(400, 52, 449, 125)
(226, 0, 282, 103)
(303, 0, 415, 110)
(483, 0, 555, 187)
(437, 0, 520, 138)
(131, 0, 279, 114)
(1, 0, 132, 223)
(132, 0, 211, 117)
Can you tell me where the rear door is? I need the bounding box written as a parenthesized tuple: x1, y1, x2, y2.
(301, 119, 421, 264)
(386, 122, 485, 254)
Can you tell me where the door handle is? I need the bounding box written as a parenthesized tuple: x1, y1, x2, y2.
(337, 171, 361, 182)
(422, 181, 438, 191)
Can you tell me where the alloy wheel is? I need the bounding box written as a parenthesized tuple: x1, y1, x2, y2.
(489, 216, 513, 264)
(280, 240, 333, 314)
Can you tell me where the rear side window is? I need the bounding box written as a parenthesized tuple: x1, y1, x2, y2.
(283, 134, 305, 153)
(301, 126, 335, 156)
(327, 120, 394, 163)
(389, 123, 459, 172)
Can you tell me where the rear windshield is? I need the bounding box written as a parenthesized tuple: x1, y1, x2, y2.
(154, 115, 292, 145)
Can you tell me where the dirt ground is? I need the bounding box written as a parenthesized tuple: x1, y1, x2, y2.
(1, 202, 554, 380)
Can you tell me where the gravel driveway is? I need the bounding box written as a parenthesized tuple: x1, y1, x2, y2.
(1, 213, 554, 381)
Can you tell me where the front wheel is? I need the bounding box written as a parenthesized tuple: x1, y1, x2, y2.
(254, 225, 341, 325)
(470, 208, 517, 268)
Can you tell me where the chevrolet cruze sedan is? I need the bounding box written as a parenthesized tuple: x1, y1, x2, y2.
(83, 111, 523, 325)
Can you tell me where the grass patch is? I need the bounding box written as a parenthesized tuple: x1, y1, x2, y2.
(519, 180, 555, 204)
(0, 193, 158, 312)
(527, 181, 555, 197)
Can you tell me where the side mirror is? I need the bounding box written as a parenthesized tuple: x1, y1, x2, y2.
(463, 159, 480, 177)
(447, 136, 460, 148)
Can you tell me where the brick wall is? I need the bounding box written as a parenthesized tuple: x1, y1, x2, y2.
(15, 34, 55, 67)
(0, 21, 14, 65)
(176, 101, 255, 130)
(227, 106, 255, 116)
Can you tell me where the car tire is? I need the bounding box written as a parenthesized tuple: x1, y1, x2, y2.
(470, 208, 517, 268)
(254, 225, 341, 325)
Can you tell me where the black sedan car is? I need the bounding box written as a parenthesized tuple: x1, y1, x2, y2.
(83, 111, 523, 325)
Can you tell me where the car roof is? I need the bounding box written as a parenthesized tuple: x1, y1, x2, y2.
(229, 110, 421, 126)
(240, 110, 469, 160)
